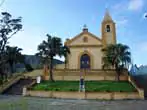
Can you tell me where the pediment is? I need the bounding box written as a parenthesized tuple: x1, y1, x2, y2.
(65, 32, 102, 46)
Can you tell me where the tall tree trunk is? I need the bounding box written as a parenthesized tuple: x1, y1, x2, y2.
(115, 64, 120, 81)
(65, 58, 67, 69)
(49, 56, 54, 82)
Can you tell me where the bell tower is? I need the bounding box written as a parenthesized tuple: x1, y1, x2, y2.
(102, 10, 116, 47)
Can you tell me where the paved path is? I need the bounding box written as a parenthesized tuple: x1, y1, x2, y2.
(0, 95, 147, 110)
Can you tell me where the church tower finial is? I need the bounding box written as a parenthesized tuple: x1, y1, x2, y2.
(83, 24, 88, 32)
(103, 9, 113, 22)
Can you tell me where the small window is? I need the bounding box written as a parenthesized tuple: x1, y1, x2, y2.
(106, 25, 111, 32)
(83, 37, 88, 42)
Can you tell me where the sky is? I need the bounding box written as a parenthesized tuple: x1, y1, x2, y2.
(0, 0, 147, 65)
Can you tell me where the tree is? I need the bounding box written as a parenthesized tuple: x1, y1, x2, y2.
(6, 46, 24, 73)
(60, 45, 70, 69)
(102, 44, 131, 81)
(36, 34, 62, 81)
(0, 12, 22, 81)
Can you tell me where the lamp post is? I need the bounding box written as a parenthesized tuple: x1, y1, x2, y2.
(79, 69, 85, 92)
(79, 25, 89, 92)
(79, 61, 88, 92)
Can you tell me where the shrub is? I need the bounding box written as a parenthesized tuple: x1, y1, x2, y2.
(69, 88, 76, 91)
(55, 88, 59, 91)
(25, 64, 34, 72)
(93, 88, 98, 92)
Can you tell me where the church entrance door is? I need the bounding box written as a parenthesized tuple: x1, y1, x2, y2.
(80, 54, 90, 69)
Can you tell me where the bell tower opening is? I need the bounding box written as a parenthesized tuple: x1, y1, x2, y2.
(106, 25, 111, 32)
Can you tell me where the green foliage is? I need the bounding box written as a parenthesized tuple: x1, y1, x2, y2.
(25, 64, 34, 72)
(36, 34, 62, 64)
(85, 81, 136, 92)
(0, 12, 22, 81)
(59, 45, 70, 69)
(31, 81, 136, 92)
(36, 34, 64, 81)
(102, 44, 131, 81)
(6, 46, 24, 73)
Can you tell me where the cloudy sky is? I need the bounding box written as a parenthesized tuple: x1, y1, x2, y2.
(0, 0, 147, 65)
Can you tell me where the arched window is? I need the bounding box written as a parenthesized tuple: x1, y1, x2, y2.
(106, 25, 111, 32)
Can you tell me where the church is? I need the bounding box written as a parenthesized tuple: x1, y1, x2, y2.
(63, 11, 116, 70)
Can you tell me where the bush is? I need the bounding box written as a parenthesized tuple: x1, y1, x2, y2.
(25, 64, 34, 72)
(69, 88, 77, 91)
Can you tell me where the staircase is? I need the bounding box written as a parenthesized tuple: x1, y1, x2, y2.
(2, 78, 34, 95)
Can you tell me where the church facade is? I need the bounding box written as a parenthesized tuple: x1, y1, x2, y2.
(65, 11, 116, 70)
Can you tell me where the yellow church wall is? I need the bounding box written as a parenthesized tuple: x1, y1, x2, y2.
(65, 11, 117, 70)
(68, 46, 103, 69)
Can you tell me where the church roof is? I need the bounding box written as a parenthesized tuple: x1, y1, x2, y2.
(102, 10, 113, 22)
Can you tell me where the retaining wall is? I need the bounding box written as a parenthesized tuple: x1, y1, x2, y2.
(43, 75, 128, 81)
(24, 90, 141, 100)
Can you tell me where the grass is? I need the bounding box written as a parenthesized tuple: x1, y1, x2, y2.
(31, 81, 137, 92)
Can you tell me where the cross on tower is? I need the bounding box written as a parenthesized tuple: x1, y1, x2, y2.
(83, 24, 88, 32)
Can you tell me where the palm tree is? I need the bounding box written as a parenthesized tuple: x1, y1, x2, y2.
(6, 46, 23, 73)
(60, 45, 70, 69)
(36, 34, 62, 82)
(102, 43, 131, 81)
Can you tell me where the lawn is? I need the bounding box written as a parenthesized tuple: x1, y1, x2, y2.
(31, 81, 137, 92)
